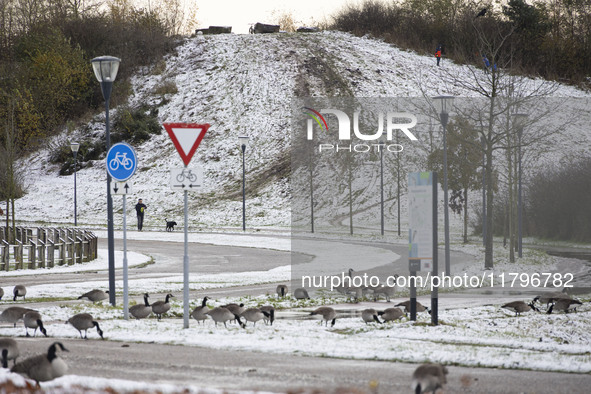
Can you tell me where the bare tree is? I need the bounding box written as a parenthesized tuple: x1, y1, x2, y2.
(148, 0, 197, 36)
(418, 16, 565, 269)
(0, 94, 25, 242)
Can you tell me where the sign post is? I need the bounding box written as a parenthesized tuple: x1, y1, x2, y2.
(408, 171, 438, 325)
(164, 123, 210, 328)
(106, 143, 137, 320)
(122, 196, 129, 319)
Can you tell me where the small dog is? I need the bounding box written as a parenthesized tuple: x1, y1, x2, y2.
(165, 218, 178, 231)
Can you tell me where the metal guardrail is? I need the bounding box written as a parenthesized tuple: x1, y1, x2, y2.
(0, 227, 98, 271)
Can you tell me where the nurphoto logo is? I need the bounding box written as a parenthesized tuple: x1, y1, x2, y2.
(303, 106, 418, 153)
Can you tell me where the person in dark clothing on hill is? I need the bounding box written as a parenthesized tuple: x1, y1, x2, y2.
(135, 198, 147, 231)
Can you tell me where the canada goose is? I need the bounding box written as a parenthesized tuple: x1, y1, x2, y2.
(0, 307, 37, 327)
(346, 268, 367, 302)
(11, 342, 68, 385)
(334, 286, 363, 302)
(348, 287, 365, 302)
(310, 306, 337, 327)
(260, 305, 275, 325)
(534, 288, 571, 308)
(151, 293, 174, 320)
(396, 300, 430, 314)
(191, 297, 210, 324)
(294, 288, 310, 300)
(378, 307, 405, 322)
(361, 308, 382, 324)
(535, 289, 569, 301)
(24, 311, 47, 337)
(276, 284, 288, 297)
(334, 285, 351, 296)
(501, 301, 538, 316)
(0, 338, 19, 368)
(13, 285, 26, 301)
(222, 303, 245, 315)
(206, 307, 246, 328)
(129, 293, 152, 319)
(370, 282, 397, 302)
(222, 303, 245, 323)
(67, 313, 104, 339)
(547, 298, 583, 314)
(411, 363, 448, 394)
(77, 289, 109, 303)
(241, 308, 272, 327)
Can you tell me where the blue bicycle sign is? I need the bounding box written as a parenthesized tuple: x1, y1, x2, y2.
(106, 143, 137, 181)
(110, 152, 134, 171)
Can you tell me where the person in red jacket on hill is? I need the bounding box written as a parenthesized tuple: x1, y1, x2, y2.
(435, 44, 442, 66)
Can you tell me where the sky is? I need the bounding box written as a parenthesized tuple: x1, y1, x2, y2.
(194, 0, 364, 34)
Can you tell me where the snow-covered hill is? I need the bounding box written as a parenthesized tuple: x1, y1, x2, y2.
(13, 31, 591, 231)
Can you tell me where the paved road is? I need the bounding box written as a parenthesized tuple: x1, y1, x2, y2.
(14, 338, 591, 393)
(0, 237, 295, 289)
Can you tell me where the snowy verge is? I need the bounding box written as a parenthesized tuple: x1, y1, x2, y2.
(0, 249, 151, 278)
(1, 301, 590, 374)
(0, 369, 275, 394)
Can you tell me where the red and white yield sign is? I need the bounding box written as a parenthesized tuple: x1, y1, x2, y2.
(163, 123, 210, 166)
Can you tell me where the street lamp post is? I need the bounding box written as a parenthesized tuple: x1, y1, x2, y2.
(70, 142, 80, 226)
(434, 96, 455, 275)
(396, 132, 401, 237)
(379, 132, 385, 236)
(309, 140, 315, 233)
(481, 135, 486, 247)
(239, 136, 249, 231)
(512, 113, 528, 258)
(91, 56, 121, 307)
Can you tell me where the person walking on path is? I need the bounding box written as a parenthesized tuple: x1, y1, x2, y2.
(135, 198, 147, 231)
(435, 44, 442, 66)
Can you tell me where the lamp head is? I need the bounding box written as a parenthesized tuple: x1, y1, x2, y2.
(70, 142, 80, 153)
(238, 135, 249, 151)
(433, 95, 454, 128)
(91, 56, 121, 83)
(433, 95, 455, 115)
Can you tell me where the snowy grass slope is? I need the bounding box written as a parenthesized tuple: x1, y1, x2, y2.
(13, 31, 591, 233)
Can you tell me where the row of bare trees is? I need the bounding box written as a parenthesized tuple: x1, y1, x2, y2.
(527, 157, 591, 242)
(329, 1, 586, 268)
(332, 0, 591, 85)
(419, 17, 582, 268)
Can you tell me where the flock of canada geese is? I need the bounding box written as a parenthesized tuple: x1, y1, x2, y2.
(0, 286, 107, 386)
(500, 287, 584, 316)
(0, 282, 586, 391)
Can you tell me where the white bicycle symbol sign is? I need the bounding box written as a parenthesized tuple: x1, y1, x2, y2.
(109, 152, 134, 171)
(176, 168, 198, 183)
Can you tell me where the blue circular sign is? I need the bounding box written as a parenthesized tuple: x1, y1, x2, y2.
(106, 143, 137, 181)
